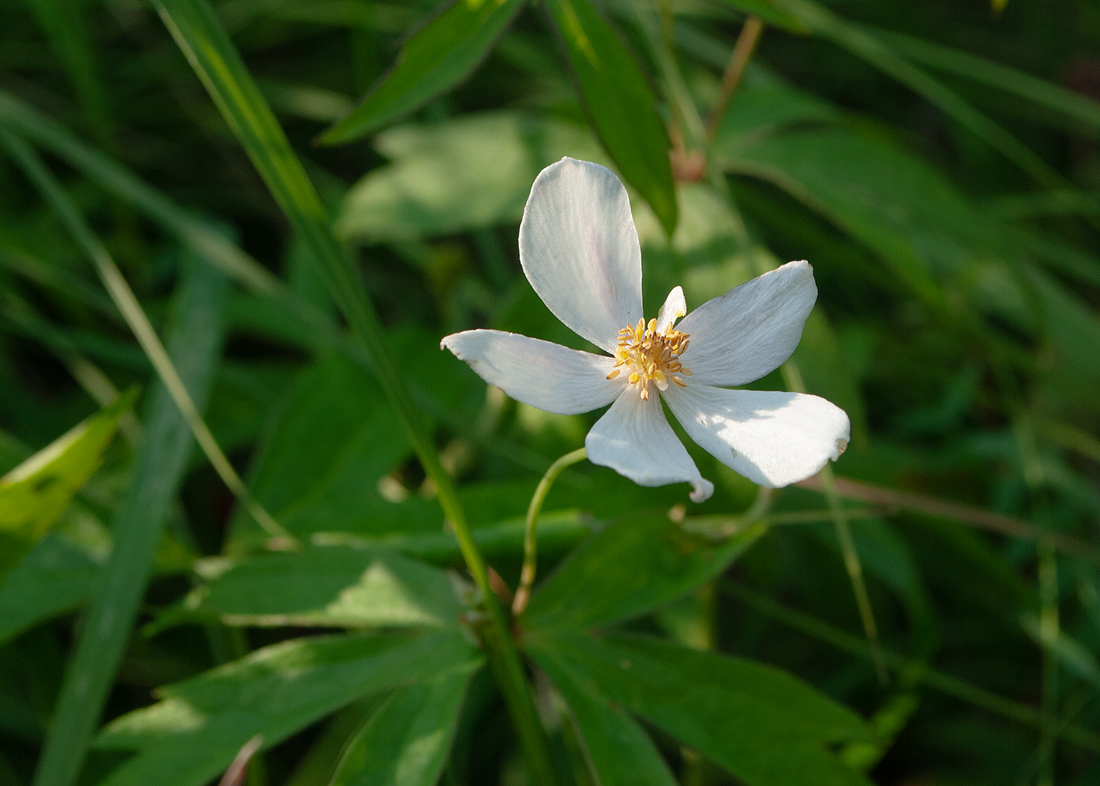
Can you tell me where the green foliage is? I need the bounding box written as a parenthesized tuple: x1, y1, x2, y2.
(0, 390, 132, 575)
(321, 0, 527, 144)
(2, 0, 1099, 783)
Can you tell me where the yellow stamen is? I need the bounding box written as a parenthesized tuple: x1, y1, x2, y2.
(607, 313, 693, 401)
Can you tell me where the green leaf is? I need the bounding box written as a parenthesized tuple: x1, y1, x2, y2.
(723, 128, 978, 300)
(156, 547, 468, 631)
(523, 515, 764, 633)
(31, 261, 230, 786)
(321, 0, 526, 144)
(0, 532, 101, 646)
(338, 111, 603, 242)
(0, 389, 134, 575)
(544, 0, 678, 234)
(96, 631, 482, 786)
(529, 634, 872, 786)
(329, 669, 472, 786)
(547, 657, 677, 786)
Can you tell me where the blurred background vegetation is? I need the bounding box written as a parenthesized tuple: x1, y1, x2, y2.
(1, 0, 1099, 784)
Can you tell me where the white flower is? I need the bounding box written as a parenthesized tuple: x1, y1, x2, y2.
(442, 157, 850, 502)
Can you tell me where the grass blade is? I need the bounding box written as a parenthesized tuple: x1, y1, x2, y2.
(29, 247, 231, 786)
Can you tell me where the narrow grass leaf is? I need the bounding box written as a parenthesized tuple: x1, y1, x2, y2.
(32, 260, 230, 786)
(96, 631, 481, 786)
(321, 0, 526, 144)
(523, 515, 764, 633)
(544, 0, 678, 234)
(329, 669, 473, 786)
(0, 390, 133, 576)
(529, 633, 872, 786)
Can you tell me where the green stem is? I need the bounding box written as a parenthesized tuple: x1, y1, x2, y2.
(513, 448, 588, 615)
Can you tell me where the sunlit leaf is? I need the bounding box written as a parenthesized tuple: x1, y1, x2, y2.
(329, 669, 472, 786)
(0, 390, 133, 575)
(96, 631, 482, 786)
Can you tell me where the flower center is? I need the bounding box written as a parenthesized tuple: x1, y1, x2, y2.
(606, 317, 693, 401)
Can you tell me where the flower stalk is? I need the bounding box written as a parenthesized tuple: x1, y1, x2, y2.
(513, 448, 589, 616)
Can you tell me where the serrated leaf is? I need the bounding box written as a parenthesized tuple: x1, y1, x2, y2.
(157, 547, 468, 631)
(529, 634, 872, 786)
(523, 515, 764, 633)
(96, 631, 482, 786)
(329, 669, 472, 786)
(544, 0, 677, 234)
(321, 0, 525, 144)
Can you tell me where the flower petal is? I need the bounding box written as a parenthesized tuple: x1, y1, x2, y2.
(519, 158, 644, 352)
(442, 330, 623, 415)
(655, 286, 687, 333)
(585, 390, 714, 502)
(677, 260, 817, 386)
(664, 384, 850, 488)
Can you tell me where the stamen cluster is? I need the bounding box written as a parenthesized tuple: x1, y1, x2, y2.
(606, 318, 693, 400)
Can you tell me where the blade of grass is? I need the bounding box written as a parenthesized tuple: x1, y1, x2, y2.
(27, 243, 230, 786)
(145, 1, 557, 781)
(0, 130, 290, 545)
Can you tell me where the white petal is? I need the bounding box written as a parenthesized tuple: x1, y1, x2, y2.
(677, 260, 817, 387)
(655, 286, 687, 333)
(585, 390, 714, 502)
(664, 384, 850, 488)
(442, 330, 624, 415)
(519, 158, 643, 352)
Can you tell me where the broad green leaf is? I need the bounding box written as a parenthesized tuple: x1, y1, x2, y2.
(523, 515, 764, 633)
(32, 261, 230, 786)
(547, 657, 677, 786)
(329, 669, 472, 786)
(0, 389, 133, 575)
(713, 68, 838, 148)
(544, 0, 678, 234)
(529, 634, 872, 786)
(338, 112, 602, 241)
(156, 547, 468, 630)
(321, 0, 526, 144)
(96, 631, 482, 786)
